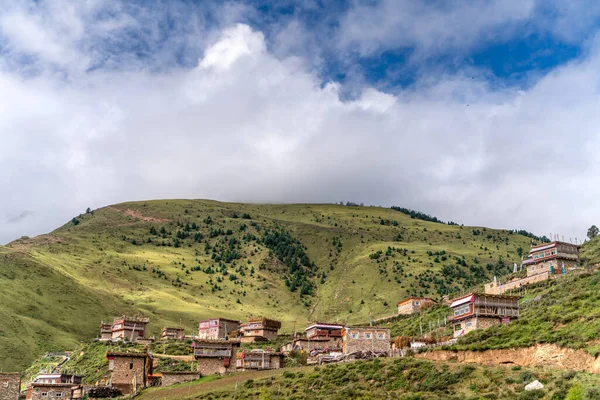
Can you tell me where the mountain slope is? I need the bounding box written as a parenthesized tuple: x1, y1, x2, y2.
(1, 199, 531, 370)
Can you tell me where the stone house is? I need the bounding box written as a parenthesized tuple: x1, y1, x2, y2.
(280, 337, 342, 355)
(397, 297, 435, 315)
(106, 351, 152, 395)
(99, 315, 150, 342)
(193, 340, 240, 375)
(28, 383, 82, 400)
(0, 373, 21, 400)
(342, 327, 391, 354)
(33, 374, 81, 385)
(161, 327, 185, 340)
(198, 318, 240, 340)
(235, 350, 284, 370)
(99, 322, 113, 341)
(485, 241, 580, 295)
(161, 372, 201, 386)
(305, 322, 343, 340)
(523, 241, 579, 276)
(450, 293, 520, 338)
(240, 317, 281, 342)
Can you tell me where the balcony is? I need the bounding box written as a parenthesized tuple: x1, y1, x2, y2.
(194, 348, 232, 358)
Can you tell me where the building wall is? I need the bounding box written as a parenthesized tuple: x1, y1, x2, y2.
(397, 301, 417, 315)
(528, 259, 578, 277)
(161, 373, 201, 386)
(454, 316, 503, 337)
(270, 355, 283, 369)
(109, 356, 148, 395)
(343, 328, 390, 354)
(398, 299, 434, 315)
(485, 272, 551, 294)
(31, 386, 72, 400)
(0, 373, 20, 400)
(196, 346, 238, 375)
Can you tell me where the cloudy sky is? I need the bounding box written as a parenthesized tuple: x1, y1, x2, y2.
(1, 0, 600, 244)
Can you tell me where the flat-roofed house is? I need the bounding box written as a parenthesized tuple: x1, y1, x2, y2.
(305, 322, 343, 339)
(193, 340, 240, 375)
(397, 297, 435, 315)
(523, 241, 579, 276)
(342, 327, 390, 354)
(240, 317, 281, 343)
(28, 383, 83, 400)
(106, 351, 153, 395)
(450, 293, 520, 338)
(111, 316, 150, 342)
(161, 327, 185, 340)
(235, 350, 284, 370)
(198, 318, 240, 340)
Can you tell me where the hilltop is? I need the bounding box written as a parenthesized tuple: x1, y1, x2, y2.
(0, 199, 532, 370)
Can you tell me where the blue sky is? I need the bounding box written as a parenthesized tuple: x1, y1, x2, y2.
(2, 0, 600, 244)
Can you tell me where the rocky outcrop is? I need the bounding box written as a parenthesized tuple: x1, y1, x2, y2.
(415, 344, 600, 373)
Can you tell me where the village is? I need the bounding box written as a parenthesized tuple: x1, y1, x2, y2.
(0, 240, 583, 399)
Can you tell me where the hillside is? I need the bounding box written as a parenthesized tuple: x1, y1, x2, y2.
(454, 269, 600, 356)
(0, 199, 532, 370)
(137, 357, 600, 400)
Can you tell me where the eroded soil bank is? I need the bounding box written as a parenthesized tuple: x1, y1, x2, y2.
(415, 344, 600, 373)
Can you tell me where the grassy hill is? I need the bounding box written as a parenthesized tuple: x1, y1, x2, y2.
(1, 199, 533, 370)
(453, 269, 600, 356)
(137, 357, 600, 400)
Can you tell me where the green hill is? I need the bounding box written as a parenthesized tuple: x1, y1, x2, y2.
(1, 199, 532, 370)
(137, 357, 600, 400)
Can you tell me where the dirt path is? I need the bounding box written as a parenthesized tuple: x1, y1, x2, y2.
(107, 206, 169, 223)
(138, 366, 314, 400)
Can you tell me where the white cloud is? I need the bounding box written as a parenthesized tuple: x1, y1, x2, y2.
(337, 0, 536, 58)
(1, 3, 600, 244)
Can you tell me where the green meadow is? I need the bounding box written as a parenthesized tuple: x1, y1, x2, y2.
(0, 199, 532, 370)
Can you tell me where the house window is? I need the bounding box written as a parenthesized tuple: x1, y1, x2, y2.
(56, 393, 63, 398)
(454, 304, 470, 316)
(3, 382, 8, 388)
(465, 321, 473, 328)
(545, 251, 550, 257)
(364, 333, 372, 339)
(552, 249, 557, 255)
(130, 363, 134, 370)
(351, 333, 358, 339)
(534, 254, 538, 259)
(41, 393, 48, 397)
(377, 333, 385, 339)
(414, 301, 420, 306)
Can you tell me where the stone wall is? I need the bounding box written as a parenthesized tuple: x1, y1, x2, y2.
(343, 328, 390, 354)
(109, 356, 148, 395)
(397, 302, 417, 315)
(0, 373, 20, 400)
(196, 346, 238, 375)
(161, 372, 201, 386)
(31, 385, 73, 400)
(485, 272, 550, 294)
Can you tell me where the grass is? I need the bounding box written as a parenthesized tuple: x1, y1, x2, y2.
(452, 270, 600, 356)
(1, 199, 532, 370)
(136, 357, 600, 400)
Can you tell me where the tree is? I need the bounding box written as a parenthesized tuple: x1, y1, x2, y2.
(588, 225, 599, 240)
(86, 207, 92, 214)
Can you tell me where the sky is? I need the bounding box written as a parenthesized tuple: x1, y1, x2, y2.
(1, 0, 600, 244)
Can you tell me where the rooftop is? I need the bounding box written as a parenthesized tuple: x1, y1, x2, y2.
(530, 241, 580, 252)
(106, 351, 150, 358)
(397, 296, 434, 305)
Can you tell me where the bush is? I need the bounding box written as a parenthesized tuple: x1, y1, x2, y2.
(88, 386, 122, 398)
